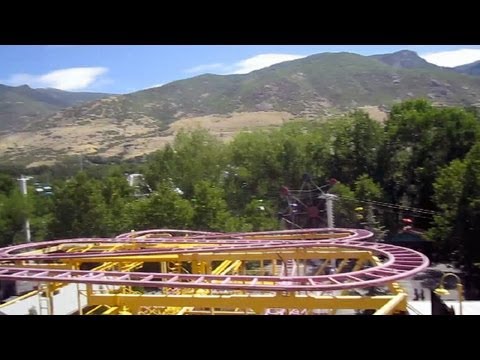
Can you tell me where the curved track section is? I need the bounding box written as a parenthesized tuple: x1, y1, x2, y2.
(0, 228, 429, 292)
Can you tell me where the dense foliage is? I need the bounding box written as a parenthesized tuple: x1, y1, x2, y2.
(1, 99, 479, 267)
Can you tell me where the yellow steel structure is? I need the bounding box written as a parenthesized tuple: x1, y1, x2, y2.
(0, 229, 428, 315)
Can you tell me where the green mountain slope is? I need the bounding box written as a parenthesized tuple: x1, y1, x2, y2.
(370, 50, 440, 70)
(34, 51, 480, 130)
(0, 84, 112, 132)
(3, 50, 480, 166)
(453, 60, 480, 76)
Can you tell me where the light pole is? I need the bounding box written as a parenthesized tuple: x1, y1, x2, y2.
(17, 175, 33, 243)
(318, 192, 338, 274)
(434, 273, 463, 315)
(320, 193, 337, 229)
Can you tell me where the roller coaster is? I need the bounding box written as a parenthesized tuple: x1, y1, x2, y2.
(0, 228, 429, 315)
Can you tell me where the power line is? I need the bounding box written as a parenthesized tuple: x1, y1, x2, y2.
(364, 206, 435, 220)
(256, 180, 439, 219)
(335, 195, 437, 215)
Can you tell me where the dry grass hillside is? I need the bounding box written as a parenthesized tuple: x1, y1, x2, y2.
(0, 111, 296, 166)
(3, 49, 480, 167)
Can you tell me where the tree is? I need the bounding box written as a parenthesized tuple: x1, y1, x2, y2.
(0, 173, 15, 195)
(124, 182, 194, 230)
(191, 181, 232, 231)
(101, 170, 134, 234)
(354, 174, 383, 201)
(0, 190, 33, 245)
(243, 199, 279, 231)
(144, 129, 227, 198)
(226, 130, 285, 209)
(427, 159, 467, 253)
(456, 142, 480, 267)
(379, 99, 479, 217)
(327, 111, 383, 184)
(428, 142, 480, 266)
(29, 192, 54, 242)
(48, 172, 111, 238)
(329, 183, 358, 228)
(353, 175, 387, 241)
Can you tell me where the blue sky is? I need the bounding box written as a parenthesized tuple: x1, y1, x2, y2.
(1, 45, 480, 94)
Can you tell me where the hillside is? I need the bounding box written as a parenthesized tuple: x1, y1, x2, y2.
(2, 50, 480, 166)
(0, 84, 112, 132)
(454, 60, 480, 76)
(370, 50, 441, 70)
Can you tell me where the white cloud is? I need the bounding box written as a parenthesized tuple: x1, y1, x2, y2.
(185, 63, 224, 74)
(230, 53, 306, 74)
(147, 83, 164, 88)
(420, 48, 480, 67)
(6, 67, 108, 91)
(185, 53, 306, 75)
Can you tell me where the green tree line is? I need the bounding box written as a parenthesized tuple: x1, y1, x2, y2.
(1, 99, 479, 268)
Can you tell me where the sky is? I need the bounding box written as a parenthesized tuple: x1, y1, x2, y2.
(1, 45, 480, 94)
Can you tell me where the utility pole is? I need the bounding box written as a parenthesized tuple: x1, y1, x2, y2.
(319, 193, 337, 229)
(319, 193, 337, 273)
(17, 175, 32, 242)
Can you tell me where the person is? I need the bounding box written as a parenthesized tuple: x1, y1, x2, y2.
(420, 288, 425, 300)
(414, 288, 419, 300)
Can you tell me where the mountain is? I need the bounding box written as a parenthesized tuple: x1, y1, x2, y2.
(35, 88, 113, 106)
(2, 50, 480, 167)
(453, 60, 480, 76)
(0, 84, 112, 132)
(370, 50, 441, 70)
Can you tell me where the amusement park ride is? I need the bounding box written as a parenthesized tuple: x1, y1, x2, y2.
(278, 174, 339, 229)
(0, 176, 430, 315)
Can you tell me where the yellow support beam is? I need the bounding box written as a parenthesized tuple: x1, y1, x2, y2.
(314, 260, 330, 276)
(87, 293, 400, 314)
(388, 282, 404, 295)
(223, 260, 242, 275)
(182, 310, 256, 315)
(336, 259, 348, 273)
(244, 232, 351, 240)
(0, 290, 39, 309)
(0, 263, 71, 270)
(171, 260, 244, 314)
(373, 293, 408, 315)
(84, 305, 105, 315)
(212, 260, 232, 275)
(101, 306, 119, 315)
(57, 250, 370, 264)
(3, 234, 414, 315)
(351, 258, 366, 272)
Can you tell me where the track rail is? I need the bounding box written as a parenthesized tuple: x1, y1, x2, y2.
(0, 228, 429, 291)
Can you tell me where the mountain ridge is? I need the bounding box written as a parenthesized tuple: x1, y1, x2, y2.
(453, 60, 480, 76)
(2, 49, 480, 166)
(0, 84, 113, 133)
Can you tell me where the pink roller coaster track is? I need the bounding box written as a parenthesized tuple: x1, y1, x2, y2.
(0, 228, 429, 292)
